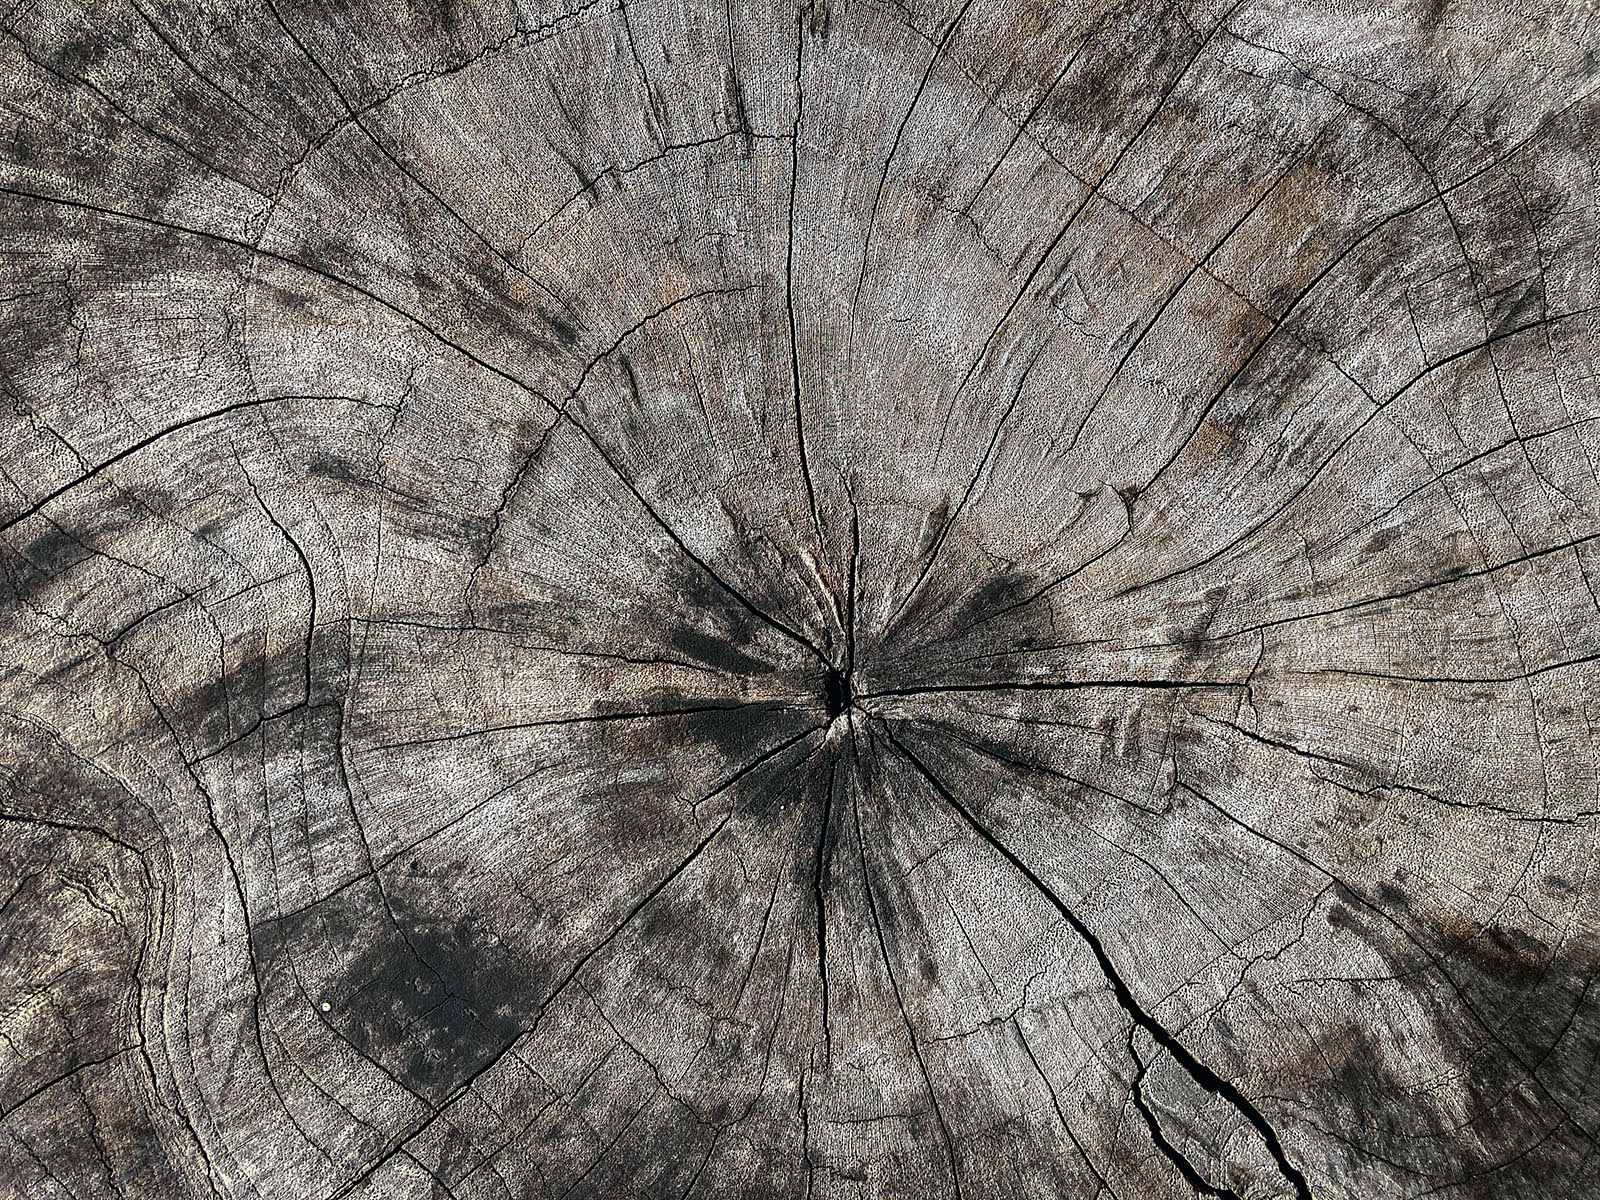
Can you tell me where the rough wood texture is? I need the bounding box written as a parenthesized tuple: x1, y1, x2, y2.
(2, 0, 1599, 1196)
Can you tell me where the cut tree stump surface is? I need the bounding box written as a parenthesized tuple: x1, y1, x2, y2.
(2, 0, 1599, 1196)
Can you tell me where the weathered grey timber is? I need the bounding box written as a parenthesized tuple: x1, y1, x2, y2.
(1, 0, 1598, 1196)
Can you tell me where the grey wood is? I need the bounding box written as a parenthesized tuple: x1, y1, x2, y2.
(1, 0, 1598, 1196)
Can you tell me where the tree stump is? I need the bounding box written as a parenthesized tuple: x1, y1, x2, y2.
(2, 0, 1598, 1196)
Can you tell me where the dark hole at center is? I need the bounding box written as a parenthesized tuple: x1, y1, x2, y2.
(824, 667, 851, 718)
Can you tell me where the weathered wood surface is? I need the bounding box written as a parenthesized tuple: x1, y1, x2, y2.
(2, 0, 1599, 1195)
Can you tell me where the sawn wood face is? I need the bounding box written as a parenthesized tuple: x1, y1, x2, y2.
(1, 0, 1598, 1196)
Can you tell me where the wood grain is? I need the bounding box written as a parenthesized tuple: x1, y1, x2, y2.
(2, 0, 1599, 1195)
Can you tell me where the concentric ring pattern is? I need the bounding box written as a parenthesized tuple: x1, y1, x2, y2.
(2, 0, 1599, 1196)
